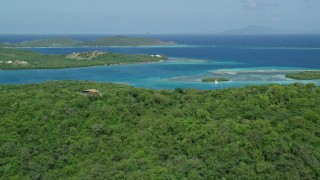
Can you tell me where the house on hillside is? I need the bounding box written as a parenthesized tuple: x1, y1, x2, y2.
(82, 89, 101, 96)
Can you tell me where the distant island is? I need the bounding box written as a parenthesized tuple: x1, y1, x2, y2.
(0, 48, 167, 70)
(286, 71, 320, 80)
(0, 36, 177, 47)
(219, 25, 299, 35)
(202, 77, 229, 82)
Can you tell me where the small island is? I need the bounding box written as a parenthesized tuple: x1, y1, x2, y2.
(0, 48, 167, 70)
(0, 36, 177, 47)
(202, 77, 230, 82)
(286, 71, 320, 80)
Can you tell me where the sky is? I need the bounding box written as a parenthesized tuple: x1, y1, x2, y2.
(1, 0, 320, 34)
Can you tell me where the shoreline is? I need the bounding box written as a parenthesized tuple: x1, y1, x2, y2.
(0, 59, 166, 71)
(0, 56, 214, 71)
(0, 48, 167, 70)
(1, 44, 203, 49)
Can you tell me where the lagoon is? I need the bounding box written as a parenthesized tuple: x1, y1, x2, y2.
(1, 35, 320, 89)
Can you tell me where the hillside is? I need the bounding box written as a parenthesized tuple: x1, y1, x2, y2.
(0, 38, 80, 47)
(0, 48, 166, 70)
(0, 36, 177, 47)
(0, 81, 319, 179)
(79, 36, 177, 46)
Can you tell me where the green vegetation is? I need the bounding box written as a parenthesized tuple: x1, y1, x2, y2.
(0, 36, 177, 47)
(79, 36, 177, 46)
(0, 81, 319, 179)
(0, 38, 80, 47)
(286, 71, 320, 80)
(202, 77, 230, 82)
(0, 48, 167, 70)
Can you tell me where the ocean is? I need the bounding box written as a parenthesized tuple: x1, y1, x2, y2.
(1, 34, 320, 89)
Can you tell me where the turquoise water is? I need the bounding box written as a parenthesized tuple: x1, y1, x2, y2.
(1, 35, 320, 89)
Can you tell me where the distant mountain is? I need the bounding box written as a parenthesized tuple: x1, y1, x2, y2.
(219, 25, 299, 35)
(0, 36, 177, 47)
(309, 29, 320, 34)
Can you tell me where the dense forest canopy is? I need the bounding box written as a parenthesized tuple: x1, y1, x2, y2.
(0, 81, 319, 179)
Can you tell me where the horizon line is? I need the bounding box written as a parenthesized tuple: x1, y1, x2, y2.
(1, 33, 320, 36)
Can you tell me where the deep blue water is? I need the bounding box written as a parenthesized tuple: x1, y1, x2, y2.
(1, 34, 320, 89)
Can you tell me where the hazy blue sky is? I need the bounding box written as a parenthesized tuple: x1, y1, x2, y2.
(1, 0, 320, 34)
